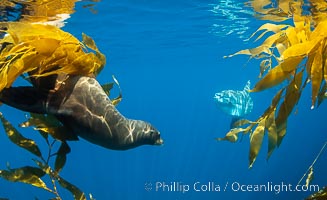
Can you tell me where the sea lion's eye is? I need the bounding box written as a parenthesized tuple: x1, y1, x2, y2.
(143, 127, 151, 133)
(149, 130, 157, 135)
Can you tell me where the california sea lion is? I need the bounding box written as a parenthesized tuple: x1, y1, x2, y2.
(0, 74, 163, 150)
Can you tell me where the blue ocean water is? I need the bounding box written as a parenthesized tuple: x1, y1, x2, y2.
(0, 0, 326, 199)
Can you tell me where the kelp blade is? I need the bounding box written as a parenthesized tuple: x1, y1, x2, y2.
(217, 128, 249, 143)
(276, 71, 303, 146)
(20, 113, 61, 129)
(55, 142, 71, 173)
(265, 109, 278, 160)
(34, 159, 85, 200)
(250, 56, 303, 92)
(58, 176, 86, 200)
(0, 112, 42, 157)
(0, 22, 105, 92)
(0, 166, 50, 192)
(20, 113, 78, 141)
(249, 118, 266, 168)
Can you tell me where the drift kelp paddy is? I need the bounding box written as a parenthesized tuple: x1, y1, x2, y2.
(219, 0, 327, 168)
(215, 0, 327, 198)
(0, 22, 105, 89)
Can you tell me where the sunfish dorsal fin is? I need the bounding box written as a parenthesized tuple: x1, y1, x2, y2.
(243, 80, 251, 92)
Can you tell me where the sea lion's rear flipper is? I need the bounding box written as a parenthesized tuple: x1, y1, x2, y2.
(0, 86, 48, 114)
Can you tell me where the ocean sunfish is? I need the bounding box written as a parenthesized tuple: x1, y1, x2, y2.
(0, 74, 163, 150)
(214, 80, 253, 124)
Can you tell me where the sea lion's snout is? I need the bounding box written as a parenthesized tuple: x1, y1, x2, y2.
(141, 122, 163, 146)
(128, 120, 163, 148)
(154, 136, 164, 145)
(149, 129, 163, 146)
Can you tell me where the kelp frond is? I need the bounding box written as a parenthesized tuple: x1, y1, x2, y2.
(0, 112, 85, 199)
(0, 76, 120, 199)
(0, 1, 103, 199)
(219, 0, 327, 168)
(0, 22, 105, 92)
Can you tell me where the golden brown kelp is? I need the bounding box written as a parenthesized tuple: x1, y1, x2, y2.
(246, 0, 313, 22)
(0, 22, 105, 92)
(299, 142, 327, 199)
(0, 112, 86, 199)
(0, 0, 99, 25)
(0, 0, 77, 25)
(220, 2, 327, 196)
(18, 0, 77, 23)
(0, 1, 105, 199)
(220, 0, 327, 167)
(306, 186, 327, 199)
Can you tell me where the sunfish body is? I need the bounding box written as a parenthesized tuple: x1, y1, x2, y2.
(214, 80, 253, 123)
(0, 74, 163, 150)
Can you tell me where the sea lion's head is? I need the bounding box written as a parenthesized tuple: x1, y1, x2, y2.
(130, 120, 163, 148)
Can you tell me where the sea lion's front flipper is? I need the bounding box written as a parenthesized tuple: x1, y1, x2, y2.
(0, 86, 48, 114)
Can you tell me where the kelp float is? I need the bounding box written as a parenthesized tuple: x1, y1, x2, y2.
(218, 0, 327, 198)
(0, 20, 114, 199)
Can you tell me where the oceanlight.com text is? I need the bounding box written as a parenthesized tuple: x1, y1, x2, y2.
(145, 181, 320, 194)
(230, 181, 319, 194)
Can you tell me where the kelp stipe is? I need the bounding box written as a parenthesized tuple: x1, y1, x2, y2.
(303, 142, 327, 200)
